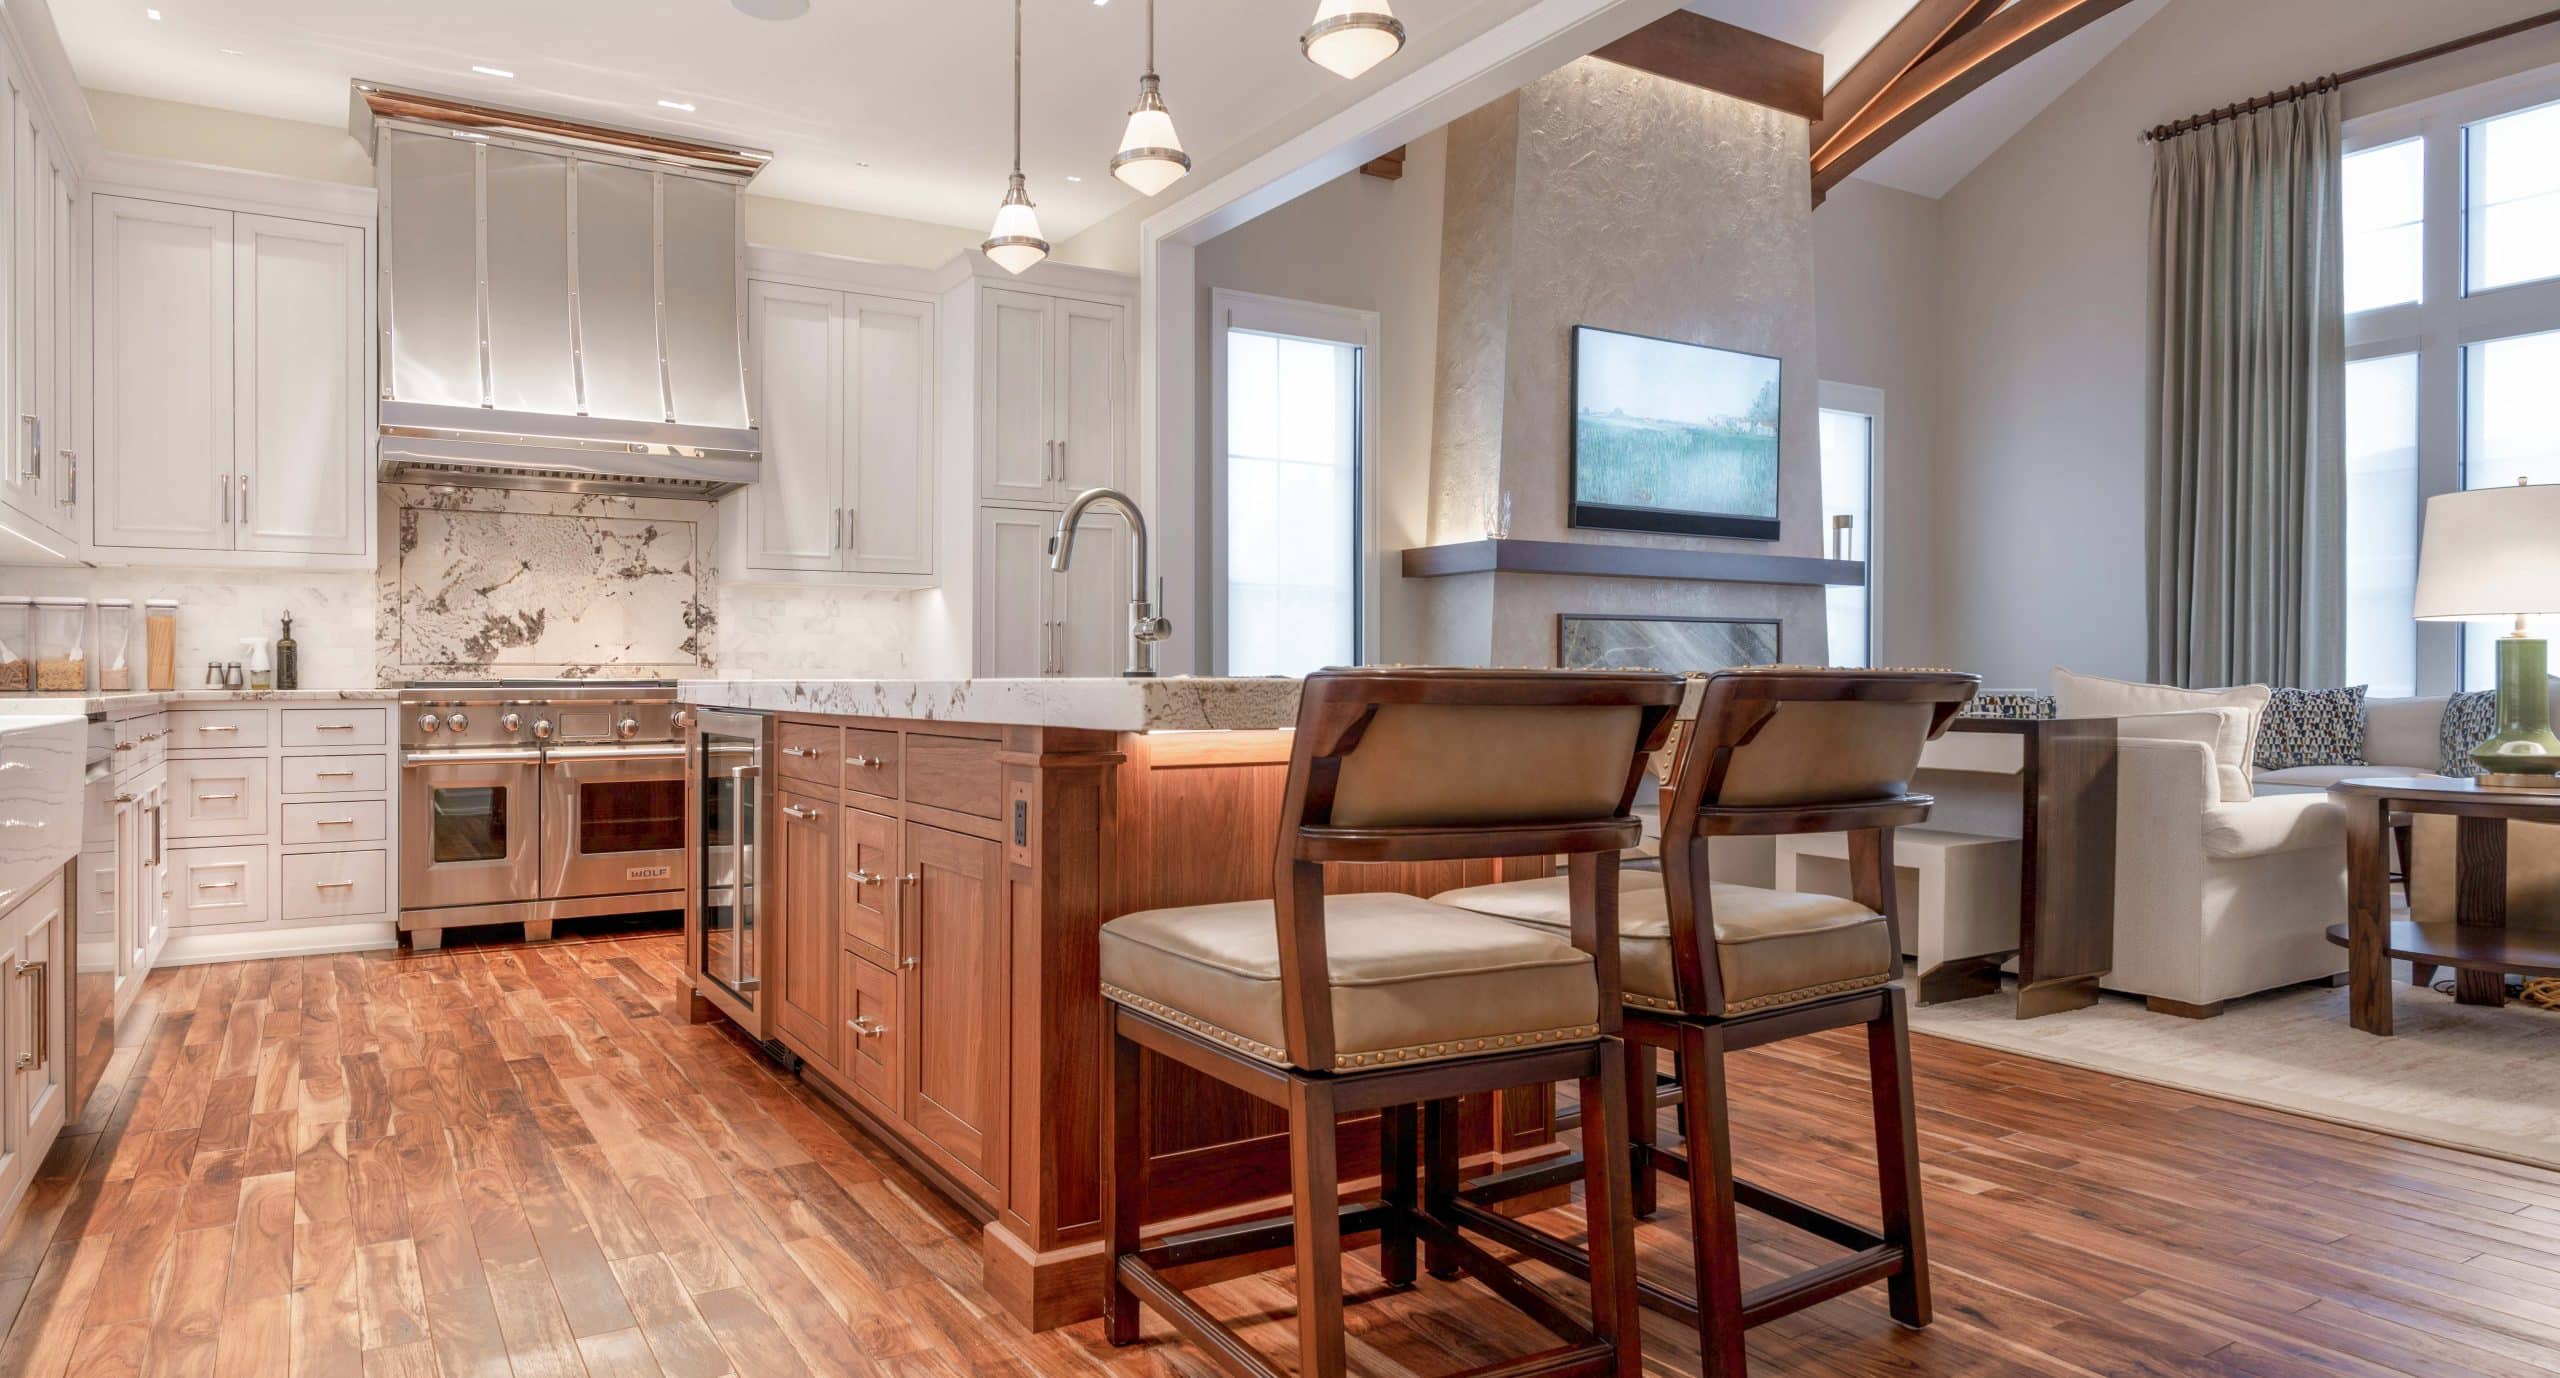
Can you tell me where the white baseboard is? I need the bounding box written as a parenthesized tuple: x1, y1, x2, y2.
(155, 921, 400, 967)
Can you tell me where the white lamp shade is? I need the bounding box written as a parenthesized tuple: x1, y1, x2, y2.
(1303, 0, 1404, 79)
(2412, 480, 2560, 620)
(1113, 104, 1190, 195)
(983, 195, 1049, 275)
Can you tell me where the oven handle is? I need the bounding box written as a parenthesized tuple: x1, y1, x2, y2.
(403, 749, 543, 767)
(543, 744, 686, 762)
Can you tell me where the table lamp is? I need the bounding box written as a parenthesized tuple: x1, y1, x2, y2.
(2414, 477, 2560, 788)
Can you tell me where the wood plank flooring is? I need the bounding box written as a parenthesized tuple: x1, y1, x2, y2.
(4, 927, 2558, 1376)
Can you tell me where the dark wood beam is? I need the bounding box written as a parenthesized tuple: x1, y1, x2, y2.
(1589, 10, 1823, 122)
(1358, 146, 1407, 181)
(1810, 0, 2005, 158)
(1812, 0, 2140, 198)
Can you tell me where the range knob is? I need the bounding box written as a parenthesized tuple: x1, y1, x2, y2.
(416, 712, 442, 735)
(616, 716, 640, 740)
(672, 708, 694, 730)
(446, 712, 470, 733)
(500, 712, 523, 733)
(531, 718, 554, 741)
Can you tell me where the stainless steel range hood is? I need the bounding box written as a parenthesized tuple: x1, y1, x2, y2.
(352, 83, 771, 498)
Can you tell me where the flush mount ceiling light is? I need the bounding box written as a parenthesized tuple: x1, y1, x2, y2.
(657, 98, 696, 112)
(982, 0, 1050, 276)
(729, 0, 810, 18)
(1110, 0, 1190, 197)
(1301, 0, 1405, 79)
(471, 64, 514, 78)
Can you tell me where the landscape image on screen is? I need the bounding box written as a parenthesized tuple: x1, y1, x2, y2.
(1572, 326, 1780, 523)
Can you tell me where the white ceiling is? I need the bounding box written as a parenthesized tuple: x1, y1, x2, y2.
(56, 0, 2161, 234)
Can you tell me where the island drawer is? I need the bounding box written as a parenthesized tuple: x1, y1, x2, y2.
(279, 849, 390, 921)
(842, 729, 899, 800)
(281, 707, 389, 748)
(904, 733, 1001, 818)
(281, 754, 388, 794)
(168, 709, 270, 751)
(845, 953, 900, 1110)
(778, 721, 841, 790)
(281, 800, 389, 844)
(168, 758, 269, 839)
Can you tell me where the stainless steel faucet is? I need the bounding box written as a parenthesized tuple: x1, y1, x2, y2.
(1048, 487, 1172, 678)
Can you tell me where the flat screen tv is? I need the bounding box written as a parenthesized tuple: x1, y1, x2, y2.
(1569, 324, 1782, 540)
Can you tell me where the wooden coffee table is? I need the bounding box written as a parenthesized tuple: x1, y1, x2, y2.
(2327, 776, 2560, 1035)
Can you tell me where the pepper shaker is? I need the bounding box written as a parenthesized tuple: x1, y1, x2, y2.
(223, 661, 245, 690)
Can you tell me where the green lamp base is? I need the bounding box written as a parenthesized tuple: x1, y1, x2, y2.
(2474, 634, 2560, 790)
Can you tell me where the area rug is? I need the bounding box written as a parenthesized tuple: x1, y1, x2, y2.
(1908, 972, 2560, 1173)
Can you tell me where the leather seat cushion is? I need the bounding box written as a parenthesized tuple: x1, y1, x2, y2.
(1098, 892, 1601, 1071)
(1434, 872, 1892, 1014)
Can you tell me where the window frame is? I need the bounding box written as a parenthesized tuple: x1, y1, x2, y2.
(1205, 287, 1382, 676)
(2345, 62, 2560, 694)
(1817, 379, 1882, 669)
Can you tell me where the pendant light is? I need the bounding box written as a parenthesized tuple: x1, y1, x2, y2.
(983, 0, 1050, 275)
(1301, 0, 1405, 80)
(1109, 0, 1190, 196)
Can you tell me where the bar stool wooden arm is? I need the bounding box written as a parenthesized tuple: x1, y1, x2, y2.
(1100, 667, 1683, 1378)
(1433, 668, 1980, 1378)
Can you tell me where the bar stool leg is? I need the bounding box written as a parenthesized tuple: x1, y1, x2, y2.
(1625, 1037, 1660, 1219)
(1378, 1103, 1419, 1288)
(1102, 1014, 1144, 1345)
(1869, 988, 1932, 1328)
(1582, 1038, 1642, 1375)
(1421, 1097, 1462, 1281)
(1289, 1078, 1348, 1378)
(1679, 1022, 1749, 1378)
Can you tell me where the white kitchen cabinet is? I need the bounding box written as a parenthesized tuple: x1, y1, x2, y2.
(0, 66, 81, 552)
(92, 194, 371, 566)
(9, 875, 64, 1152)
(729, 279, 937, 584)
(975, 505, 1128, 677)
(974, 289, 1130, 505)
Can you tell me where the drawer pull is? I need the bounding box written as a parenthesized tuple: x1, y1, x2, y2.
(313, 723, 357, 732)
(13, 958, 43, 1071)
(314, 881, 357, 890)
(847, 868, 883, 887)
(850, 1015, 887, 1039)
(315, 817, 358, 827)
(781, 804, 821, 820)
(781, 745, 820, 758)
(846, 754, 887, 769)
(197, 792, 242, 802)
(197, 880, 239, 890)
(900, 872, 918, 886)
(314, 770, 358, 779)
(194, 724, 239, 734)
(901, 956, 918, 970)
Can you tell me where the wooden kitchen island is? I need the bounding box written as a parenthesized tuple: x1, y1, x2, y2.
(677, 677, 1564, 1330)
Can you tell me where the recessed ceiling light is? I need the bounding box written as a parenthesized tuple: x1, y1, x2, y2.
(471, 64, 514, 78)
(656, 99, 696, 112)
(730, 0, 810, 18)
(145, 7, 162, 19)
(1066, 174, 1083, 182)
(218, 47, 241, 55)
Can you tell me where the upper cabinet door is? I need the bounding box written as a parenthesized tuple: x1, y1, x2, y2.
(974, 506, 1053, 678)
(5, 89, 44, 529)
(977, 288, 1053, 504)
(1055, 508, 1132, 678)
(746, 281, 846, 572)
(234, 215, 367, 556)
(47, 153, 74, 530)
(844, 294, 935, 577)
(1052, 298, 1127, 499)
(93, 197, 234, 552)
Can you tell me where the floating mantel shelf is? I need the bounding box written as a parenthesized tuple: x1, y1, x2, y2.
(1399, 538, 1864, 587)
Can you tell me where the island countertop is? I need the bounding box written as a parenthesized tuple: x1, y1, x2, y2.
(675, 675, 1306, 732)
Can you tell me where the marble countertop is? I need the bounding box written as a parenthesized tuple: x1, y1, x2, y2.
(0, 687, 402, 715)
(677, 677, 1307, 732)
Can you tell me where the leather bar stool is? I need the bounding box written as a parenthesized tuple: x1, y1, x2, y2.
(1433, 668, 1979, 1378)
(1099, 667, 1684, 1378)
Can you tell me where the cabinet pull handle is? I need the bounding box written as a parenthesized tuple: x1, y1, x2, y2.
(847, 868, 883, 886)
(780, 745, 818, 758)
(900, 872, 918, 886)
(314, 723, 357, 732)
(19, 414, 37, 484)
(197, 880, 239, 890)
(240, 473, 251, 524)
(850, 1015, 885, 1038)
(316, 818, 358, 827)
(314, 881, 356, 890)
(58, 448, 74, 506)
(1043, 439, 1055, 481)
(843, 505, 855, 554)
(220, 473, 231, 524)
(195, 724, 239, 734)
(315, 770, 358, 778)
(1054, 438, 1066, 481)
(833, 507, 843, 550)
(781, 804, 820, 820)
(13, 957, 43, 1071)
(845, 754, 884, 769)
(900, 956, 918, 970)
(197, 791, 242, 801)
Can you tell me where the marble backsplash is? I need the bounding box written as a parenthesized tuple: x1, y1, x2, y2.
(375, 484, 715, 681)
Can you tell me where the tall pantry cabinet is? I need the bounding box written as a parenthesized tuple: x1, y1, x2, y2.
(0, 40, 84, 560)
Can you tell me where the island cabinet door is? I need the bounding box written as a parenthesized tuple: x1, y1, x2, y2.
(773, 790, 840, 1073)
(902, 821, 1007, 1196)
(839, 805, 899, 970)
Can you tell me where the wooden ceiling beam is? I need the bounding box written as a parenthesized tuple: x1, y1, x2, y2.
(1590, 9, 1824, 122)
(1812, 0, 2141, 198)
(1811, 0, 2005, 160)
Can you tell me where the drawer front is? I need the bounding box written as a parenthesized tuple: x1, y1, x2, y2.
(279, 849, 390, 921)
(168, 709, 271, 751)
(777, 721, 842, 792)
(905, 733, 1001, 818)
(845, 953, 900, 1111)
(841, 806, 898, 968)
(280, 799, 389, 845)
(281, 707, 389, 749)
(170, 845, 270, 927)
(281, 754, 388, 795)
(167, 758, 270, 839)
(842, 728, 900, 800)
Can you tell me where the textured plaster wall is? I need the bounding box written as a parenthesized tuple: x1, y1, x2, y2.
(1425, 58, 1828, 666)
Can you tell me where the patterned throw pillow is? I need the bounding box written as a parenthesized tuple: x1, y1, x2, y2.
(1962, 691, 2057, 721)
(2441, 690, 2501, 778)
(2255, 685, 2368, 770)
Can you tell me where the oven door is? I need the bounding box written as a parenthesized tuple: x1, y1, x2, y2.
(401, 749, 543, 911)
(540, 745, 688, 902)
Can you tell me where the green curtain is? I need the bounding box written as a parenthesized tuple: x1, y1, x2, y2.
(2146, 88, 2345, 689)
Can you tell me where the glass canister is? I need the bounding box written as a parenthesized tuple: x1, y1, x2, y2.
(0, 597, 29, 693)
(32, 597, 87, 694)
(94, 599, 135, 692)
(145, 598, 179, 693)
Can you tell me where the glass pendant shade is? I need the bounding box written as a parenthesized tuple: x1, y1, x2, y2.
(1111, 78, 1191, 196)
(983, 176, 1049, 275)
(1302, 0, 1405, 79)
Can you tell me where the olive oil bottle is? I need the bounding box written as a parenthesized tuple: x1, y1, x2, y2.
(275, 612, 299, 691)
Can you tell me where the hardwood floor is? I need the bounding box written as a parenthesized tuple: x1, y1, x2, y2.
(3, 928, 2557, 1377)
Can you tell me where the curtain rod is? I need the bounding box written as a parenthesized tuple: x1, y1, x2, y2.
(2141, 7, 2560, 142)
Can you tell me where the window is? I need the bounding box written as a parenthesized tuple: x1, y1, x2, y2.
(1818, 384, 1880, 668)
(2342, 71, 2560, 694)
(1211, 290, 1376, 677)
